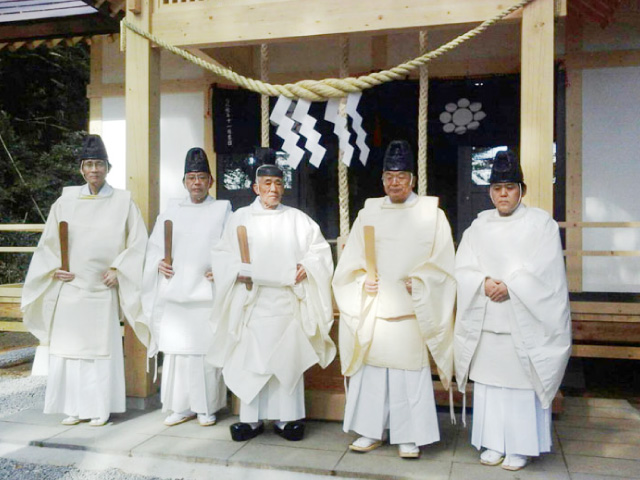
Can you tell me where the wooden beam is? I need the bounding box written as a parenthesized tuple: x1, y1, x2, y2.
(127, 0, 142, 14)
(0, 321, 28, 333)
(565, 11, 584, 292)
(124, 0, 159, 399)
(0, 247, 37, 253)
(0, 225, 44, 232)
(564, 250, 640, 257)
(371, 35, 388, 70)
(573, 314, 640, 323)
(570, 301, 640, 315)
(89, 36, 104, 135)
(0, 15, 119, 43)
(87, 78, 213, 98)
(573, 321, 640, 343)
(559, 221, 640, 228)
(566, 49, 640, 69)
(520, 0, 555, 214)
(151, 0, 566, 48)
(572, 344, 640, 360)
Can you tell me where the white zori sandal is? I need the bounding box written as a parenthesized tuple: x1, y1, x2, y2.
(89, 416, 109, 427)
(501, 454, 529, 471)
(164, 411, 196, 426)
(349, 436, 384, 452)
(480, 449, 505, 466)
(398, 443, 420, 459)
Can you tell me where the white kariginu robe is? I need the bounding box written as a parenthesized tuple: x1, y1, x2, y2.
(454, 204, 571, 455)
(142, 196, 231, 415)
(22, 183, 149, 420)
(208, 198, 335, 422)
(333, 193, 456, 445)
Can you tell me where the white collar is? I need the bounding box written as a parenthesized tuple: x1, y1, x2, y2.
(251, 196, 284, 211)
(383, 191, 418, 205)
(180, 195, 214, 206)
(80, 182, 113, 197)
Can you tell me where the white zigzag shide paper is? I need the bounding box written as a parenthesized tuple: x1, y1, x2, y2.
(291, 99, 326, 168)
(270, 95, 305, 169)
(345, 92, 369, 165)
(324, 98, 354, 166)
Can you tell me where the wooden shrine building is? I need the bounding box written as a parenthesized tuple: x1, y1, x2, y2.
(1, 0, 639, 414)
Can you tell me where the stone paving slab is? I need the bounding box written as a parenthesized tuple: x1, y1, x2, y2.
(251, 420, 355, 452)
(336, 453, 451, 480)
(132, 435, 246, 464)
(564, 405, 640, 420)
(450, 462, 571, 480)
(228, 442, 346, 475)
(42, 423, 153, 454)
(562, 440, 640, 461)
(0, 420, 70, 446)
(571, 474, 640, 480)
(1, 396, 639, 479)
(565, 455, 640, 478)
(563, 397, 636, 409)
(0, 407, 66, 426)
(555, 415, 640, 431)
(155, 412, 237, 441)
(556, 425, 640, 445)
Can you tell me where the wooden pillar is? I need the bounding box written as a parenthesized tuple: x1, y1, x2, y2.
(565, 13, 584, 292)
(124, 0, 160, 398)
(88, 36, 103, 136)
(520, 0, 554, 213)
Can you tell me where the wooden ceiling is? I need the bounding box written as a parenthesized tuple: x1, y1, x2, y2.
(0, 0, 124, 45)
(568, 0, 623, 27)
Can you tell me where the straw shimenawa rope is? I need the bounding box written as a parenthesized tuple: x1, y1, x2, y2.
(121, 0, 534, 101)
(338, 36, 350, 237)
(260, 43, 270, 148)
(417, 30, 429, 197)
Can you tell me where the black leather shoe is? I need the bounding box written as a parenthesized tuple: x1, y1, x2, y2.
(230, 422, 264, 441)
(273, 421, 305, 441)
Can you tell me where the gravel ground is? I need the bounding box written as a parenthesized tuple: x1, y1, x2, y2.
(0, 374, 46, 419)
(0, 458, 172, 480)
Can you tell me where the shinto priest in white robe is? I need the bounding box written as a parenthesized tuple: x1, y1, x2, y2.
(208, 198, 335, 422)
(454, 204, 571, 456)
(142, 195, 231, 416)
(332, 193, 456, 446)
(21, 183, 149, 420)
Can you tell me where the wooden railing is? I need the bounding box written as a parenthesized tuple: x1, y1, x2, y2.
(3, 222, 640, 362)
(0, 224, 44, 333)
(559, 221, 640, 360)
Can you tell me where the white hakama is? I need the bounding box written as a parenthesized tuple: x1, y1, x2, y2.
(239, 375, 305, 423)
(160, 354, 226, 415)
(44, 314, 125, 420)
(343, 364, 440, 446)
(471, 382, 552, 456)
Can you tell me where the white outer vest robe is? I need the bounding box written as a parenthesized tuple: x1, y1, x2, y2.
(142, 196, 231, 357)
(454, 205, 572, 409)
(208, 198, 336, 405)
(22, 184, 150, 355)
(332, 195, 456, 390)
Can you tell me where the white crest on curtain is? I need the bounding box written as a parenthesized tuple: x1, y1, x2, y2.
(439, 97, 486, 135)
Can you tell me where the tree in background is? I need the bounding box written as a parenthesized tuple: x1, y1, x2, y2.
(0, 45, 89, 284)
